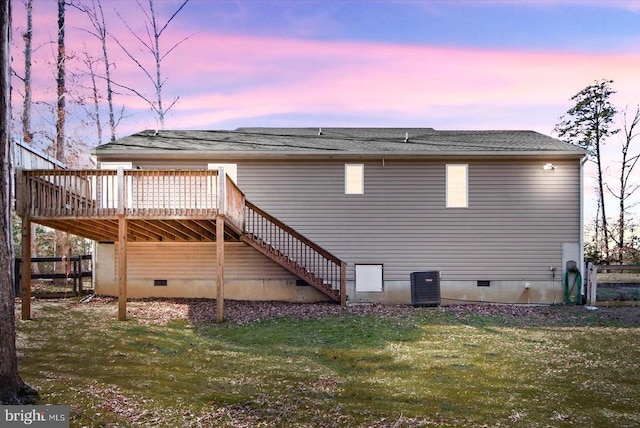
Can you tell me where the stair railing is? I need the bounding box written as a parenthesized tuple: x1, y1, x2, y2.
(244, 200, 346, 304)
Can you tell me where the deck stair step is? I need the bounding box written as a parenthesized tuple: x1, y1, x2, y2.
(240, 201, 344, 303)
(240, 232, 340, 301)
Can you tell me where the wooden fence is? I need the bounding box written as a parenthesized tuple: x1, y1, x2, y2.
(14, 254, 92, 297)
(585, 263, 640, 305)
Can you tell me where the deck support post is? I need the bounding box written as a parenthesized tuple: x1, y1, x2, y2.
(117, 216, 127, 321)
(21, 217, 32, 320)
(216, 215, 225, 323)
(117, 168, 127, 321)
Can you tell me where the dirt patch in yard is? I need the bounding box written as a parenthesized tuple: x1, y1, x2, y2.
(46, 296, 640, 328)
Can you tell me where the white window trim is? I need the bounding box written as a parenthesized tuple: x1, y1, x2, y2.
(345, 164, 364, 195)
(446, 164, 468, 208)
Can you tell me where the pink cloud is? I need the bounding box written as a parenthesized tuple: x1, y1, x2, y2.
(10, 2, 640, 137)
(155, 32, 640, 132)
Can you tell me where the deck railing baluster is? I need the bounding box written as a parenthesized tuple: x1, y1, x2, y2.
(242, 200, 344, 303)
(53, 172, 58, 216)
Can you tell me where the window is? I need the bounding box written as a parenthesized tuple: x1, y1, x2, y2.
(355, 264, 383, 292)
(446, 164, 468, 208)
(99, 162, 133, 170)
(345, 164, 364, 194)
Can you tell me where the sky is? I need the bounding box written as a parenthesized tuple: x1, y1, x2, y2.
(10, 0, 640, 222)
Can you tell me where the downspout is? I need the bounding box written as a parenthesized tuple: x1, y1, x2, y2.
(579, 155, 588, 292)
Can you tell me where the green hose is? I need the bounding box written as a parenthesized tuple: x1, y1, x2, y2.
(564, 269, 583, 304)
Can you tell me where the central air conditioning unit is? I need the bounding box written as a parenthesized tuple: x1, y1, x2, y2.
(410, 271, 441, 306)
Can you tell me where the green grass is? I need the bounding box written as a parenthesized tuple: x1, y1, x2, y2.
(16, 301, 640, 427)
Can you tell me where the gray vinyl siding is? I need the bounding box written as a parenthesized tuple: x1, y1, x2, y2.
(235, 159, 581, 283)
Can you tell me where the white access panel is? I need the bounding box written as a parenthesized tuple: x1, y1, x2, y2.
(355, 264, 383, 292)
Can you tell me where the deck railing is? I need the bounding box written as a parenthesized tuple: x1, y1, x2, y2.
(17, 169, 245, 226)
(244, 200, 346, 302)
(17, 168, 344, 303)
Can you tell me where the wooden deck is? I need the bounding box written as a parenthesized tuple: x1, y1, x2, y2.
(17, 168, 245, 241)
(16, 168, 346, 321)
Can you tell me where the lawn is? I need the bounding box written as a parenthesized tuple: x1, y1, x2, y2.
(15, 298, 640, 427)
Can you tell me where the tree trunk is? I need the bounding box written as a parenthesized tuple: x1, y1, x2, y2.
(0, 0, 38, 405)
(96, 0, 116, 142)
(618, 210, 624, 264)
(83, 51, 103, 145)
(618, 139, 626, 264)
(22, 0, 39, 273)
(55, 0, 65, 161)
(594, 118, 610, 263)
(148, 0, 165, 128)
(54, 230, 70, 284)
(54, 0, 69, 271)
(23, 0, 38, 274)
(21, 0, 32, 144)
(596, 142, 610, 262)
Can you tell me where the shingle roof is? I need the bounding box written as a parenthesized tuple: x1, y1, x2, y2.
(94, 128, 586, 158)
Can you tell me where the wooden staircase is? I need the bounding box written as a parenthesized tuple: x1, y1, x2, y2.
(240, 200, 346, 304)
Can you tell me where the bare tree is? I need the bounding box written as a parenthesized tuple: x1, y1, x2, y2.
(113, 0, 190, 129)
(11, 0, 54, 151)
(555, 79, 619, 263)
(0, 0, 38, 405)
(11, 0, 48, 275)
(53, 0, 73, 273)
(77, 49, 104, 144)
(72, 0, 119, 142)
(21, 0, 33, 144)
(607, 106, 640, 264)
(55, 0, 65, 160)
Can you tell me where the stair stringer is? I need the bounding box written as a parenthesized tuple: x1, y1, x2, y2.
(239, 233, 341, 302)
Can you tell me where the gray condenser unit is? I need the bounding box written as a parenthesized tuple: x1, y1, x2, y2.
(410, 271, 441, 306)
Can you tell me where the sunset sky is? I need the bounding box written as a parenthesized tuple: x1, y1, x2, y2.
(10, 0, 640, 219)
